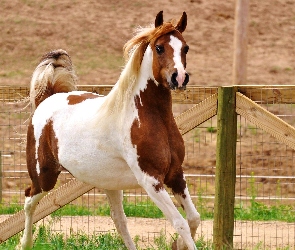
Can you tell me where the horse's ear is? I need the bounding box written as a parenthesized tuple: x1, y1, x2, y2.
(155, 11, 164, 28)
(175, 12, 187, 33)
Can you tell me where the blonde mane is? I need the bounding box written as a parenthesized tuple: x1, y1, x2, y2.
(102, 22, 177, 113)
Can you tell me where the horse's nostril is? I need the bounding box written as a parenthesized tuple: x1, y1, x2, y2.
(171, 72, 178, 87)
(183, 73, 189, 86)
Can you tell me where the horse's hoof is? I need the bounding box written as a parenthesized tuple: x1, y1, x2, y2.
(172, 240, 178, 250)
(15, 244, 21, 250)
(172, 238, 190, 250)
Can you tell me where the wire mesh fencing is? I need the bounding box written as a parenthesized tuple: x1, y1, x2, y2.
(235, 86, 295, 249)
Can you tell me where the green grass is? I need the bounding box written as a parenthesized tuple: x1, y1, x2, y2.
(52, 203, 93, 217)
(51, 199, 165, 218)
(33, 227, 128, 250)
(0, 225, 204, 250)
(235, 201, 295, 222)
(0, 199, 22, 214)
(206, 126, 217, 133)
(0, 70, 26, 78)
(234, 174, 295, 222)
(0, 226, 128, 250)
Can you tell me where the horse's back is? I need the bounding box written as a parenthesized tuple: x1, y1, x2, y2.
(33, 91, 103, 122)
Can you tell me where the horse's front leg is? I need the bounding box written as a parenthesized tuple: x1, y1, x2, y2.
(105, 189, 136, 250)
(165, 172, 200, 250)
(173, 187, 200, 250)
(136, 174, 197, 250)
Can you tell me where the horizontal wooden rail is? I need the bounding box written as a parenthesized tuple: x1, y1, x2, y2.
(237, 85, 295, 104)
(0, 85, 218, 104)
(2, 85, 295, 104)
(236, 92, 295, 150)
(175, 93, 218, 134)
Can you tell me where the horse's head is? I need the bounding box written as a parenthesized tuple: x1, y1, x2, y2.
(150, 11, 189, 90)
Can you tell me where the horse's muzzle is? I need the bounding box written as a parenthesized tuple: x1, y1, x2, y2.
(171, 72, 189, 90)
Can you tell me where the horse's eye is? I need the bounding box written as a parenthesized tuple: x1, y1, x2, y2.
(183, 45, 189, 54)
(155, 45, 164, 55)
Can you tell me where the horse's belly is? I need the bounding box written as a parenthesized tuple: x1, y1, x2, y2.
(60, 155, 140, 190)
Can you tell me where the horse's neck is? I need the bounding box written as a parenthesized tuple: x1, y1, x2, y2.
(136, 46, 172, 114)
(102, 45, 155, 114)
(136, 80, 173, 120)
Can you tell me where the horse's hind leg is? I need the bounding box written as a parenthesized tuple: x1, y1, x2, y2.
(19, 190, 47, 250)
(105, 190, 136, 250)
(20, 121, 61, 249)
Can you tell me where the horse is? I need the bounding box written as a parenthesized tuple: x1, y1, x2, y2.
(20, 11, 200, 250)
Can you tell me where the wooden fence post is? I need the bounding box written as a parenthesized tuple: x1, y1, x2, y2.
(0, 151, 2, 202)
(213, 86, 237, 249)
(233, 0, 249, 85)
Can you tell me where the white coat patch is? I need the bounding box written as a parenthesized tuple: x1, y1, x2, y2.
(169, 35, 186, 87)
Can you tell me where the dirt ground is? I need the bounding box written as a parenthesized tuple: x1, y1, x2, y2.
(1, 0, 295, 248)
(1, 0, 295, 87)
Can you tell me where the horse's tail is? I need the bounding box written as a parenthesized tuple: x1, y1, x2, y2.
(30, 49, 77, 110)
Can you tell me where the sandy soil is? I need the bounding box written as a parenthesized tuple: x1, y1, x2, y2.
(1, 0, 295, 87)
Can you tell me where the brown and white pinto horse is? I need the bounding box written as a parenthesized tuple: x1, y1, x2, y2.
(21, 11, 200, 250)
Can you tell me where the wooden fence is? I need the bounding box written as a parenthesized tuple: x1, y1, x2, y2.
(0, 85, 295, 249)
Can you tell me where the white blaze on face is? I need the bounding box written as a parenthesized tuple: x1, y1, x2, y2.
(169, 35, 186, 87)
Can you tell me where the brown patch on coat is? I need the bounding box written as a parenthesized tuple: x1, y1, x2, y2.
(25, 119, 61, 197)
(131, 80, 187, 196)
(67, 93, 100, 105)
(26, 121, 42, 197)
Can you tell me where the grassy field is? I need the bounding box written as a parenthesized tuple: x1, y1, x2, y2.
(1, 197, 294, 223)
(0, 224, 211, 250)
